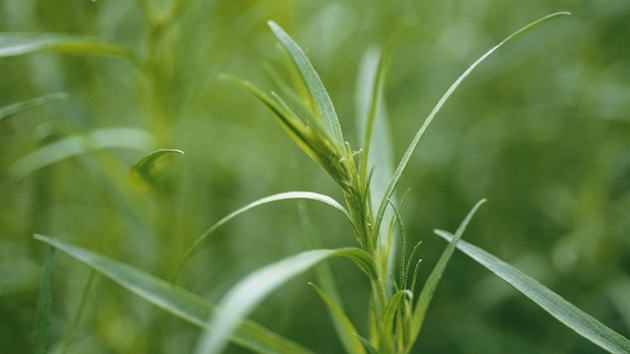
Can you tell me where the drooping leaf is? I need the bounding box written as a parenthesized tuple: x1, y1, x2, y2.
(130, 148, 184, 189)
(0, 93, 68, 122)
(34, 235, 314, 354)
(309, 283, 366, 354)
(10, 127, 154, 180)
(172, 191, 352, 281)
(434, 230, 630, 354)
(408, 199, 486, 349)
(374, 12, 571, 232)
(195, 247, 377, 354)
(34, 247, 55, 354)
(268, 21, 344, 146)
(0, 33, 132, 59)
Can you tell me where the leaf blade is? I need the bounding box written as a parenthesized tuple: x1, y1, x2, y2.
(434, 230, 630, 354)
(195, 247, 376, 354)
(268, 21, 344, 145)
(172, 191, 352, 281)
(408, 199, 486, 346)
(34, 235, 314, 354)
(374, 12, 571, 232)
(0, 34, 132, 59)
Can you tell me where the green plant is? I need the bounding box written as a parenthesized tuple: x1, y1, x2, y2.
(30, 10, 630, 354)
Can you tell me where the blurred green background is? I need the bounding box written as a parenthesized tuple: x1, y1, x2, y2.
(1, 0, 628, 353)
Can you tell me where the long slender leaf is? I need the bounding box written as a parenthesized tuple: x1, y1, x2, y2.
(34, 247, 55, 354)
(408, 199, 486, 348)
(268, 21, 344, 145)
(374, 12, 571, 232)
(172, 191, 351, 281)
(434, 230, 630, 354)
(298, 203, 355, 354)
(195, 247, 377, 354)
(10, 127, 154, 180)
(0, 93, 68, 122)
(309, 283, 366, 354)
(34, 235, 314, 354)
(0, 34, 132, 59)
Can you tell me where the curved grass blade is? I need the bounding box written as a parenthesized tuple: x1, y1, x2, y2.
(434, 230, 630, 354)
(34, 235, 314, 354)
(10, 127, 154, 180)
(0, 34, 132, 60)
(309, 283, 366, 354)
(34, 247, 55, 354)
(196, 247, 377, 354)
(268, 21, 344, 145)
(408, 199, 486, 348)
(130, 148, 184, 188)
(172, 191, 351, 281)
(374, 12, 571, 232)
(0, 93, 68, 122)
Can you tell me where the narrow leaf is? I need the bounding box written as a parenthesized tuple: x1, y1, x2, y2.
(34, 247, 55, 354)
(34, 235, 314, 354)
(172, 191, 352, 281)
(309, 283, 366, 354)
(298, 203, 354, 353)
(0, 93, 68, 122)
(409, 199, 486, 345)
(374, 12, 571, 232)
(195, 247, 376, 354)
(10, 127, 154, 180)
(378, 290, 409, 353)
(434, 230, 630, 354)
(130, 148, 184, 188)
(0, 34, 132, 59)
(268, 21, 344, 145)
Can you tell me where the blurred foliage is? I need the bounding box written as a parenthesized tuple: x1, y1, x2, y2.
(0, 0, 628, 353)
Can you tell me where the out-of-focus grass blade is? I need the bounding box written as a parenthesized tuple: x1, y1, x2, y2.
(408, 199, 486, 348)
(0, 93, 68, 122)
(0, 34, 132, 59)
(130, 148, 184, 189)
(434, 230, 630, 354)
(268, 21, 344, 146)
(195, 247, 377, 354)
(172, 191, 352, 281)
(34, 247, 55, 354)
(309, 283, 366, 354)
(34, 235, 314, 354)
(374, 12, 571, 232)
(10, 127, 154, 180)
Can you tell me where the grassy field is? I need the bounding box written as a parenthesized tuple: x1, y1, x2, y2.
(1, 1, 628, 353)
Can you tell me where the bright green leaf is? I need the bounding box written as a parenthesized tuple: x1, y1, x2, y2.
(130, 148, 184, 189)
(34, 235, 314, 354)
(268, 21, 344, 146)
(434, 230, 630, 354)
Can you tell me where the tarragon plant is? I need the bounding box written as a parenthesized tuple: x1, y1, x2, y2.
(32, 11, 630, 354)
